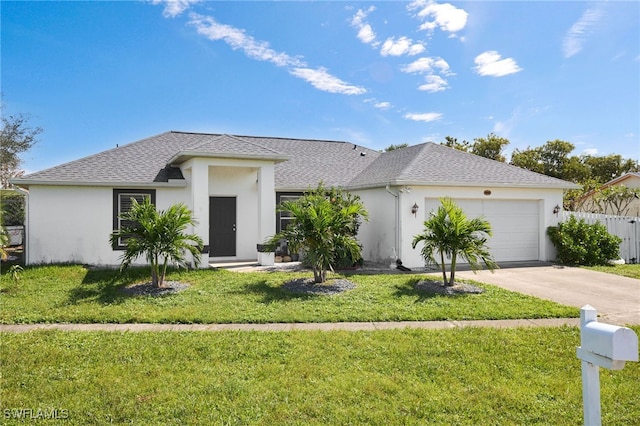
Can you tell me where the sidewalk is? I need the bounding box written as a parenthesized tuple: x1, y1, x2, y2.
(0, 318, 580, 333)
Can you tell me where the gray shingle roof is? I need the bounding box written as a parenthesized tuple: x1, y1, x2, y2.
(349, 142, 578, 188)
(14, 131, 577, 190)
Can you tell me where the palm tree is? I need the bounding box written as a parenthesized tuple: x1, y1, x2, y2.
(266, 184, 368, 283)
(412, 198, 497, 286)
(109, 198, 203, 288)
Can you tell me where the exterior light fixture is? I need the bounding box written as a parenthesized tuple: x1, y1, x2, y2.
(411, 203, 419, 217)
(553, 204, 561, 215)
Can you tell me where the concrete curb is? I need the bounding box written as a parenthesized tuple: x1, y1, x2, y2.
(0, 318, 580, 333)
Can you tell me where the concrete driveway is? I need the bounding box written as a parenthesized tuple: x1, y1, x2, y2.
(456, 263, 640, 326)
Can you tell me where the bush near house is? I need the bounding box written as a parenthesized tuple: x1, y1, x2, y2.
(266, 184, 368, 283)
(547, 215, 621, 266)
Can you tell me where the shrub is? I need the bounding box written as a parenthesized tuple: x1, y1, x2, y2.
(547, 215, 621, 266)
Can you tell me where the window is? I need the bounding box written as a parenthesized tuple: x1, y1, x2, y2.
(112, 189, 156, 250)
(276, 192, 302, 233)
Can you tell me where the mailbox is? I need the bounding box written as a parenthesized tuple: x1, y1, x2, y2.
(581, 321, 638, 362)
(576, 305, 638, 426)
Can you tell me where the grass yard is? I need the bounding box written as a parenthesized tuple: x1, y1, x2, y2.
(584, 263, 640, 279)
(0, 265, 578, 324)
(1, 327, 639, 425)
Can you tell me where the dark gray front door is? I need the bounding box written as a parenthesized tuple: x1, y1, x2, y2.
(210, 197, 236, 257)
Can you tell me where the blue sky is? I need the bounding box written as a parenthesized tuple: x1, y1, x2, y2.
(2, 0, 639, 174)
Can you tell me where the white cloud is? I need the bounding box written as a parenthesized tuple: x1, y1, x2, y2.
(150, 0, 200, 18)
(583, 148, 599, 156)
(409, 0, 468, 34)
(290, 68, 366, 95)
(474, 51, 522, 77)
(563, 5, 605, 58)
(189, 13, 304, 67)
(374, 101, 392, 110)
(358, 24, 377, 45)
(189, 13, 365, 96)
(404, 112, 443, 122)
(380, 37, 425, 57)
(418, 75, 448, 92)
(401, 56, 451, 74)
(351, 7, 379, 47)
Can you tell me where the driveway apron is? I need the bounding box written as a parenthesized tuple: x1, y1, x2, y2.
(456, 264, 640, 326)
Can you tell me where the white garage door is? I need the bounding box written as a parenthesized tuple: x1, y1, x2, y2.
(424, 199, 540, 262)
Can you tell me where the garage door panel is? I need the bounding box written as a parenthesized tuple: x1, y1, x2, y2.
(423, 198, 539, 262)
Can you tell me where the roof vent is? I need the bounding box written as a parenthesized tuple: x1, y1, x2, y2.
(360, 152, 366, 157)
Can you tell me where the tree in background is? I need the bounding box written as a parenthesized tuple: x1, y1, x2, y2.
(412, 198, 497, 287)
(384, 143, 409, 152)
(441, 133, 509, 162)
(0, 102, 42, 188)
(470, 133, 510, 162)
(440, 136, 471, 152)
(580, 154, 639, 184)
(266, 184, 368, 283)
(109, 198, 203, 288)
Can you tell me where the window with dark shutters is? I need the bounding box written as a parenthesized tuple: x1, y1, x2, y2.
(112, 189, 156, 249)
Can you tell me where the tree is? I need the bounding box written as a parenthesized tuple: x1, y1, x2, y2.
(266, 184, 368, 283)
(510, 147, 544, 174)
(538, 139, 575, 179)
(440, 136, 471, 152)
(109, 198, 203, 288)
(510, 140, 589, 183)
(412, 198, 497, 287)
(384, 143, 409, 152)
(581, 154, 639, 184)
(0, 105, 42, 188)
(591, 185, 640, 216)
(471, 133, 509, 162)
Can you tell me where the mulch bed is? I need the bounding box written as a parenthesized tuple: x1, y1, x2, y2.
(414, 279, 484, 295)
(119, 281, 190, 297)
(283, 277, 356, 295)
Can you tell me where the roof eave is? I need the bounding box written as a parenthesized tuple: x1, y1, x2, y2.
(169, 151, 290, 165)
(9, 179, 188, 189)
(346, 180, 580, 191)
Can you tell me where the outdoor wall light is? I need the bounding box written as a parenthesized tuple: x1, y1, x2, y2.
(553, 204, 561, 215)
(411, 203, 419, 217)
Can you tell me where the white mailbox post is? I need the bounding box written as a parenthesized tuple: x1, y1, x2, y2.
(576, 305, 638, 426)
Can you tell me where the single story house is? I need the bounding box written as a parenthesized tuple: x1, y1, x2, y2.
(576, 172, 640, 217)
(12, 131, 578, 269)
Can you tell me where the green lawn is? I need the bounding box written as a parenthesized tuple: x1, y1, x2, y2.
(0, 265, 578, 324)
(2, 327, 639, 425)
(584, 263, 640, 279)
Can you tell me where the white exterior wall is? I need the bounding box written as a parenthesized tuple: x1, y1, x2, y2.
(352, 188, 399, 265)
(25, 185, 190, 266)
(24, 157, 277, 267)
(355, 185, 565, 268)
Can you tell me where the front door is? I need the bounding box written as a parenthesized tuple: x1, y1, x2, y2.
(210, 197, 236, 257)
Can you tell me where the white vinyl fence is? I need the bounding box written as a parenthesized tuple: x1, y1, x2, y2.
(562, 211, 640, 264)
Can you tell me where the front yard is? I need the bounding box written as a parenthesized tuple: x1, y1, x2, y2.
(0, 264, 578, 324)
(1, 327, 639, 425)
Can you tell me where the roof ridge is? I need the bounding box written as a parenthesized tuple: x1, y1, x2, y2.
(169, 130, 364, 146)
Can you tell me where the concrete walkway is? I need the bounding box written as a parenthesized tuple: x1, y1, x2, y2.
(0, 318, 580, 333)
(456, 263, 639, 326)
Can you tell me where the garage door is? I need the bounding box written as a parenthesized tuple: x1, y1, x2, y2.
(424, 199, 540, 262)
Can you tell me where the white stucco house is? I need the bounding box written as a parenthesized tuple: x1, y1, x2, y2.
(11, 131, 578, 269)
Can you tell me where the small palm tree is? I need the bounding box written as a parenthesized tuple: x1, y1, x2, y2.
(412, 198, 497, 286)
(266, 184, 368, 283)
(109, 198, 203, 288)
